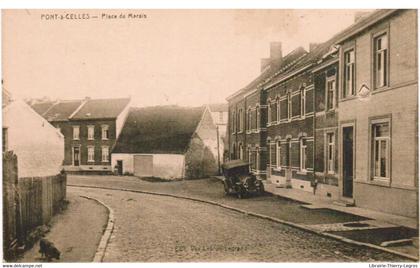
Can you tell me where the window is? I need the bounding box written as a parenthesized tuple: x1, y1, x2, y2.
(232, 143, 236, 160)
(343, 49, 355, 98)
(102, 125, 109, 140)
(87, 146, 95, 162)
(287, 92, 292, 121)
(238, 108, 244, 132)
(102, 146, 109, 162)
(88, 125, 95, 140)
(267, 100, 272, 124)
(256, 106, 260, 129)
(256, 149, 260, 170)
(276, 141, 281, 169)
(300, 138, 307, 171)
(73, 126, 80, 140)
(374, 33, 388, 88)
(277, 98, 281, 121)
(326, 133, 335, 173)
(300, 87, 306, 117)
(247, 108, 252, 131)
(372, 120, 390, 180)
(269, 142, 276, 166)
(232, 111, 236, 133)
(249, 150, 256, 171)
(326, 77, 336, 111)
(272, 99, 278, 122)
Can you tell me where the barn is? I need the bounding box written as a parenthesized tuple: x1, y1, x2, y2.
(111, 105, 219, 179)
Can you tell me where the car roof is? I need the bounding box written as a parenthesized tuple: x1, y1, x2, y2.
(222, 160, 250, 169)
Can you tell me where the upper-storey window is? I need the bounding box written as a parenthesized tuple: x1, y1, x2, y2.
(73, 126, 80, 140)
(102, 125, 109, 140)
(277, 97, 281, 121)
(238, 108, 244, 132)
(374, 33, 389, 89)
(88, 125, 95, 140)
(267, 100, 272, 124)
(256, 105, 260, 129)
(343, 49, 355, 98)
(247, 108, 252, 131)
(326, 76, 336, 111)
(231, 110, 236, 133)
(300, 87, 306, 117)
(287, 92, 292, 121)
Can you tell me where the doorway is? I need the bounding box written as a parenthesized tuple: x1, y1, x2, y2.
(73, 147, 80, 166)
(117, 160, 123, 175)
(342, 126, 354, 198)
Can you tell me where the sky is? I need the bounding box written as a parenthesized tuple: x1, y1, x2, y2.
(2, 9, 371, 107)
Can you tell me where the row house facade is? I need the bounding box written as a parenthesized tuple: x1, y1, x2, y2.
(31, 97, 131, 173)
(227, 9, 418, 218)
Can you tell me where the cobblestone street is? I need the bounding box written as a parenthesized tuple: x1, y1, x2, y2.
(68, 176, 409, 262)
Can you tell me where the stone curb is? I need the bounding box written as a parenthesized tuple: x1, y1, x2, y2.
(70, 184, 418, 262)
(79, 195, 115, 262)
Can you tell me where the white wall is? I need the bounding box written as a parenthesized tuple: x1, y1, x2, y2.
(3, 100, 64, 178)
(115, 100, 131, 139)
(111, 153, 185, 179)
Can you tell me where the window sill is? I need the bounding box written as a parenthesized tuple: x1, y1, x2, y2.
(339, 95, 357, 103)
(73, 139, 80, 141)
(88, 160, 95, 163)
(272, 167, 282, 172)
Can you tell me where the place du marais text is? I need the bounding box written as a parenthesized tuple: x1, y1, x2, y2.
(40, 12, 147, 21)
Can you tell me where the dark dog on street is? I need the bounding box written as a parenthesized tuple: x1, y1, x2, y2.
(39, 238, 61, 261)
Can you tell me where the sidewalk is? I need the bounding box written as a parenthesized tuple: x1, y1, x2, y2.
(262, 180, 418, 230)
(18, 191, 109, 262)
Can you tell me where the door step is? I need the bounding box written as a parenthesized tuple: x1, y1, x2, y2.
(333, 200, 355, 207)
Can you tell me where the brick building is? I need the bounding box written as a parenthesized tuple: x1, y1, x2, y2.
(31, 97, 131, 173)
(227, 9, 418, 218)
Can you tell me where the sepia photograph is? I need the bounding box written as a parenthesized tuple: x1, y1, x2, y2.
(1, 5, 419, 265)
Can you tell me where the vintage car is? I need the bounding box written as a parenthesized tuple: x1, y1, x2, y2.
(221, 160, 264, 198)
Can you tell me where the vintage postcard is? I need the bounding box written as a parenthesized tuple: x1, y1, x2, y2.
(1, 7, 419, 265)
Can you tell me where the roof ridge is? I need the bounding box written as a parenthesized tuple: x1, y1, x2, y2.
(68, 99, 88, 119)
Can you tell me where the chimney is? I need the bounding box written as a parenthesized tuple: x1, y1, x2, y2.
(260, 42, 283, 73)
(270, 42, 283, 60)
(354, 11, 371, 23)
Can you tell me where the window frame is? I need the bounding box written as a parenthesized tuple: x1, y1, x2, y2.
(231, 110, 236, 134)
(87, 146, 95, 163)
(267, 99, 272, 124)
(370, 117, 391, 182)
(101, 146, 110, 162)
(101, 125, 109, 140)
(300, 87, 306, 118)
(276, 140, 281, 170)
(73, 125, 80, 140)
(326, 132, 335, 174)
(287, 92, 292, 121)
(87, 125, 95, 140)
(299, 138, 307, 172)
(256, 105, 260, 129)
(343, 48, 356, 99)
(372, 30, 390, 90)
(326, 76, 336, 111)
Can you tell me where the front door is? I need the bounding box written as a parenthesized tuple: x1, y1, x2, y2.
(117, 160, 123, 175)
(342, 126, 354, 198)
(73, 147, 80, 166)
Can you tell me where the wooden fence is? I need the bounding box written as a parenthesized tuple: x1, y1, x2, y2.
(3, 151, 67, 259)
